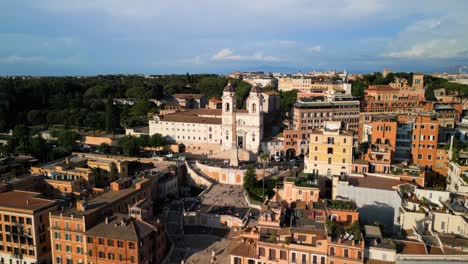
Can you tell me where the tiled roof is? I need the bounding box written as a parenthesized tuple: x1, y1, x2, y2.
(262, 91, 279, 95)
(85, 214, 154, 241)
(159, 109, 222, 124)
(396, 240, 427, 255)
(228, 237, 257, 258)
(347, 176, 402, 191)
(0, 190, 56, 212)
(173, 93, 205, 99)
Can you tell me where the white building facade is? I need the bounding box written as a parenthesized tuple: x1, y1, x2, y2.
(149, 83, 264, 155)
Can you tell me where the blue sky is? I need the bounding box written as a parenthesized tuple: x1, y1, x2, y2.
(1, 0, 468, 75)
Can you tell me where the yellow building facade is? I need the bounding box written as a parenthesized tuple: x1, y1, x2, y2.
(304, 122, 353, 177)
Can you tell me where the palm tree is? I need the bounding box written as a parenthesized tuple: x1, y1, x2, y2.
(259, 153, 269, 199)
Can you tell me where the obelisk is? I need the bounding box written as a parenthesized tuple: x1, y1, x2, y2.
(229, 110, 239, 167)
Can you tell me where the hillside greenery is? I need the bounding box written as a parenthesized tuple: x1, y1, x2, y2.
(0, 74, 253, 133)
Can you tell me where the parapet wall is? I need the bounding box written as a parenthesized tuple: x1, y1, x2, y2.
(195, 161, 245, 185)
(185, 161, 213, 188)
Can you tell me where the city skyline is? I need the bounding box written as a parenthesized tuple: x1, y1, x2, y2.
(2, 0, 468, 75)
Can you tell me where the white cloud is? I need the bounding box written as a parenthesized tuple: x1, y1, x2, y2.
(383, 14, 468, 59)
(211, 48, 280, 62)
(307, 46, 321, 52)
(0, 54, 84, 65)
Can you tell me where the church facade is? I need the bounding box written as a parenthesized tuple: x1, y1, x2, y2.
(149, 83, 264, 155)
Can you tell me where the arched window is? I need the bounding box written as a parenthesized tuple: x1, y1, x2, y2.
(225, 103, 230, 111)
(252, 103, 256, 113)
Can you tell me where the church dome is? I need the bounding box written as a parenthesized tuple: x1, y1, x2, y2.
(224, 81, 235, 92)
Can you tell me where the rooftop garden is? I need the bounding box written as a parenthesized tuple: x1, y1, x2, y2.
(326, 220, 362, 243)
(326, 199, 357, 211)
(285, 173, 318, 188)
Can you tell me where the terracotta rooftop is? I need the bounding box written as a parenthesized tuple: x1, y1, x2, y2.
(85, 214, 154, 241)
(367, 85, 400, 92)
(396, 240, 427, 255)
(347, 176, 404, 191)
(262, 90, 279, 95)
(0, 190, 56, 213)
(427, 246, 444, 255)
(159, 109, 222, 125)
(173, 93, 205, 99)
(228, 237, 257, 259)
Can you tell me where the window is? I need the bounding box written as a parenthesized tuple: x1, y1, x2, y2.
(76, 235, 82, 242)
(108, 239, 114, 246)
(330, 247, 335, 256)
(291, 252, 296, 261)
(98, 238, 104, 245)
(129, 242, 135, 249)
(55, 244, 61, 251)
(225, 103, 230, 111)
(327, 147, 333, 154)
(26, 218, 32, 225)
(328, 157, 331, 164)
(357, 251, 362, 259)
(342, 158, 346, 163)
(343, 148, 346, 153)
(66, 245, 72, 253)
(233, 257, 241, 264)
(428, 154, 432, 160)
(418, 154, 423, 160)
(327, 137, 334, 144)
(117, 241, 123, 247)
(259, 247, 265, 256)
(65, 233, 71, 241)
(76, 247, 82, 254)
(302, 253, 307, 264)
(321, 256, 325, 264)
(280, 250, 287, 260)
(87, 237, 93, 243)
(269, 248, 276, 260)
(441, 221, 446, 230)
(54, 232, 61, 239)
(315, 136, 318, 142)
(56, 257, 62, 264)
(344, 249, 349, 257)
(108, 253, 115, 260)
(99, 251, 105, 258)
(312, 255, 318, 264)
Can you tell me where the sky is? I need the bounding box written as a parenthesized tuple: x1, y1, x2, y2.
(1, 0, 468, 75)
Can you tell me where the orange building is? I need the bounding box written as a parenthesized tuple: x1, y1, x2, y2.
(279, 174, 320, 204)
(0, 190, 57, 264)
(325, 200, 364, 264)
(363, 120, 397, 174)
(411, 116, 439, 169)
(86, 214, 167, 264)
(49, 178, 152, 264)
(434, 147, 450, 177)
(362, 85, 424, 113)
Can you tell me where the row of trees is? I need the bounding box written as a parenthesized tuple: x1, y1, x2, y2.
(1, 125, 80, 161)
(118, 134, 165, 156)
(0, 74, 253, 133)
